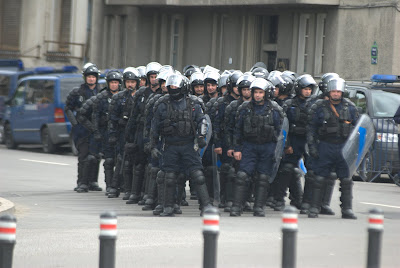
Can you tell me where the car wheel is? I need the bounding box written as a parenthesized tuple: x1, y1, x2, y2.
(41, 127, 57, 153)
(4, 123, 17, 149)
(358, 151, 380, 182)
(70, 135, 78, 156)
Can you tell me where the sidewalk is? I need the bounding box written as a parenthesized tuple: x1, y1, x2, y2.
(0, 197, 15, 215)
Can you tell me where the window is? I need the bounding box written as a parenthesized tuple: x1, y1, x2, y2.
(0, 74, 10, 96)
(59, 0, 72, 51)
(11, 82, 25, 106)
(170, 16, 184, 68)
(26, 80, 54, 105)
(297, 14, 310, 73)
(0, 0, 22, 52)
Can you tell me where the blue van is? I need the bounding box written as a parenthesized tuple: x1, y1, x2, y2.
(3, 73, 83, 153)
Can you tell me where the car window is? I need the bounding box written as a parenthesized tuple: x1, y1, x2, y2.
(370, 91, 400, 118)
(11, 82, 25, 106)
(0, 74, 11, 96)
(60, 77, 83, 103)
(26, 79, 55, 104)
(355, 92, 367, 113)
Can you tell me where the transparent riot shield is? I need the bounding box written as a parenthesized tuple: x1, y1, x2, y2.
(269, 117, 289, 183)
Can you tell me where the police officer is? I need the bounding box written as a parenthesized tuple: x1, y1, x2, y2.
(273, 74, 315, 211)
(92, 70, 123, 194)
(213, 70, 242, 207)
(107, 67, 140, 198)
(151, 73, 213, 216)
(307, 77, 359, 219)
(190, 71, 205, 97)
(125, 62, 162, 204)
(223, 73, 255, 212)
(231, 78, 285, 217)
(137, 66, 148, 87)
(65, 63, 102, 192)
(142, 68, 173, 212)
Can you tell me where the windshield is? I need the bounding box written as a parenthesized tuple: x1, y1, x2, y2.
(371, 91, 400, 117)
(60, 77, 83, 103)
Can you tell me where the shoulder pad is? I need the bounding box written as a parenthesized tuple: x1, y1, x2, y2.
(284, 98, 294, 107)
(237, 101, 251, 112)
(270, 100, 284, 112)
(343, 98, 356, 107)
(136, 86, 147, 96)
(217, 97, 224, 103)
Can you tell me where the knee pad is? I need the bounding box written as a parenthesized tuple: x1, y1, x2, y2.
(190, 169, 206, 185)
(103, 158, 114, 169)
(220, 163, 231, 174)
(313, 175, 325, 189)
(177, 172, 186, 183)
(156, 170, 165, 185)
(330, 172, 338, 180)
(236, 171, 249, 186)
(150, 167, 160, 179)
(86, 154, 97, 164)
(340, 177, 353, 187)
(165, 172, 177, 187)
(258, 173, 270, 188)
(282, 163, 295, 173)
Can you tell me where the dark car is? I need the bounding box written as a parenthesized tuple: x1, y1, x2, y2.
(346, 77, 400, 182)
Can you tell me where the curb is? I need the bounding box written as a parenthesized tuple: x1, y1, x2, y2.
(0, 197, 15, 215)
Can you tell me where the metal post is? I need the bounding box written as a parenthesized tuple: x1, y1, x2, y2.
(99, 212, 117, 268)
(367, 208, 384, 268)
(203, 207, 219, 268)
(281, 206, 298, 268)
(0, 214, 16, 268)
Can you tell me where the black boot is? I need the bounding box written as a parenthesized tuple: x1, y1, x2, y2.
(75, 161, 84, 191)
(273, 163, 295, 211)
(190, 169, 213, 216)
(340, 177, 357, 219)
(203, 166, 214, 202)
(289, 168, 303, 209)
(189, 179, 197, 200)
(320, 173, 336, 215)
(230, 171, 249, 217)
(103, 158, 114, 195)
(77, 157, 90, 193)
(175, 172, 187, 207)
(88, 156, 102, 191)
(139, 164, 152, 205)
(122, 156, 133, 200)
(223, 165, 235, 212)
(126, 163, 145, 204)
(160, 172, 177, 217)
(308, 175, 325, 218)
(143, 167, 159, 211)
(300, 171, 314, 214)
(108, 155, 122, 198)
(153, 170, 165, 215)
(253, 174, 270, 217)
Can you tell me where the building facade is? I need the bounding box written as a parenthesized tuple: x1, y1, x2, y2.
(1, 0, 399, 80)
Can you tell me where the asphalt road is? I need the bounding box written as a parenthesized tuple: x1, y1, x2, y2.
(1, 145, 399, 268)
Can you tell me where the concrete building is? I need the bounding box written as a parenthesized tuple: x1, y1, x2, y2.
(1, 0, 399, 80)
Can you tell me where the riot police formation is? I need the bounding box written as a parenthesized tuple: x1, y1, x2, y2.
(65, 63, 102, 193)
(66, 61, 365, 219)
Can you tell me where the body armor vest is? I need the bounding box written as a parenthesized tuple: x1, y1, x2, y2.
(161, 98, 194, 137)
(242, 102, 276, 144)
(287, 98, 308, 136)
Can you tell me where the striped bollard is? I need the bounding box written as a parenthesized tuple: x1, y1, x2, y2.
(281, 206, 298, 268)
(203, 207, 219, 268)
(99, 212, 117, 268)
(367, 208, 384, 268)
(0, 215, 16, 268)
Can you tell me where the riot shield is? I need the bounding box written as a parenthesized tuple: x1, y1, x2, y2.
(200, 114, 212, 158)
(269, 117, 289, 183)
(342, 114, 375, 178)
(211, 144, 221, 203)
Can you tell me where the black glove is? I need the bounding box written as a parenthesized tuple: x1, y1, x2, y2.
(108, 136, 117, 146)
(309, 146, 319, 159)
(124, 143, 137, 153)
(151, 148, 162, 160)
(197, 136, 207, 149)
(144, 142, 152, 155)
(93, 131, 102, 142)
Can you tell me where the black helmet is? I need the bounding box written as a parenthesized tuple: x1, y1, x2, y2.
(182, 64, 199, 74)
(219, 72, 230, 90)
(204, 71, 220, 86)
(236, 74, 255, 95)
(318, 73, 340, 94)
(123, 67, 140, 89)
(226, 71, 243, 93)
(326, 77, 346, 93)
(145, 62, 162, 79)
(184, 66, 201, 78)
(282, 70, 298, 81)
(166, 74, 186, 100)
(280, 75, 295, 96)
(251, 67, 269, 80)
(82, 63, 100, 83)
(295, 74, 318, 96)
(106, 69, 123, 90)
(268, 72, 292, 96)
(156, 69, 174, 84)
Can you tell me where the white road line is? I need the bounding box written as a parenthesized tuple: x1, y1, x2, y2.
(360, 202, 400, 209)
(20, 158, 70, 166)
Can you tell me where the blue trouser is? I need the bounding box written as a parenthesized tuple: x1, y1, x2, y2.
(239, 141, 276, 176)
(282, 135, 306, 165)
(162, 142, 203, 173)
(313, 141, 349, 178)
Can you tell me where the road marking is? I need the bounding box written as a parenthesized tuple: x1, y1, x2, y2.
(360, 202, 400, 209)
(20, 159, 70, 166)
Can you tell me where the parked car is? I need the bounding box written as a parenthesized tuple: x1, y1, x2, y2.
(346, 76, 400, 182)
(3, 73, 83, 153)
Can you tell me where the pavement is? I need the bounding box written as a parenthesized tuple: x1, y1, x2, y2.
(0, 197, 15, 215)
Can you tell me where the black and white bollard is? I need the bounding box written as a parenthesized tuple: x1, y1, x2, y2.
(202, 207, 219, 268)
(366, 208, 384, 268)
(0, 214, 16, 268)
(99, 211, 117, 268)
(281, 206, 298, 268)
